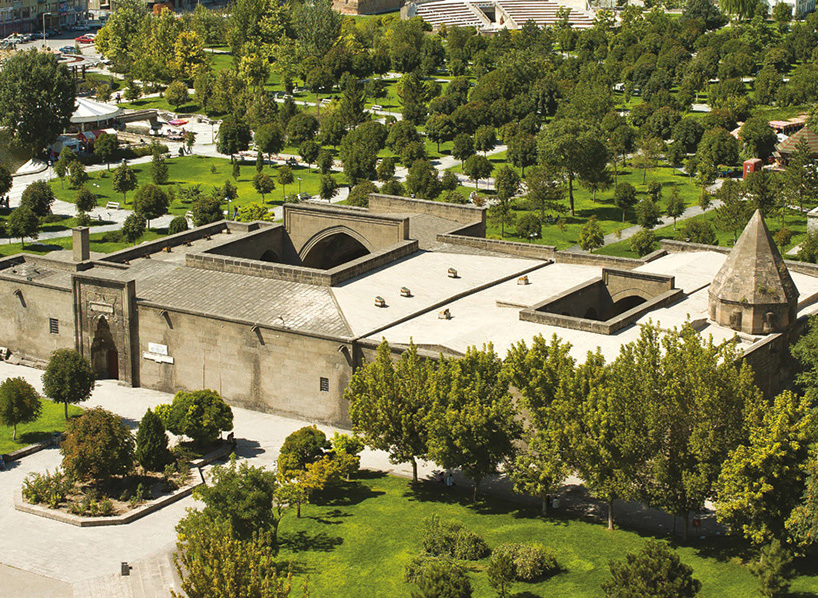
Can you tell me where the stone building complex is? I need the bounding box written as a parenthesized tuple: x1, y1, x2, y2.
(0, 196, 815, 426)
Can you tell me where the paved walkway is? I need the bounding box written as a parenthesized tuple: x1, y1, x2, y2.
(0, 359, 726, 597)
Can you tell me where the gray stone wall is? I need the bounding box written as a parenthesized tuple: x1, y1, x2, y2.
(369, 194, 486, 226)
(0, 278, 74, 362)
(136, 305, 353, 426)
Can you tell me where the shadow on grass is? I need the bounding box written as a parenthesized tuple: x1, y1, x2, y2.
(311, 478, 385, 508)
(16, 430, 55, 446)
(403, 478, 545, 520)
(282, 529, 343, 553)
(273, 559, 311, 577)
(690, 536, 753, 564)
(234, 438, 264, 459)
(307, 508, 352, 525)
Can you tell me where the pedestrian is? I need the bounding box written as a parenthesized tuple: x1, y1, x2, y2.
(116, 92, 120, 104)
(445, 470, 453, 487)
(233, 206, 238, 220)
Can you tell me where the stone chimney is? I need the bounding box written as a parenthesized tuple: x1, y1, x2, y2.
(709, 210, 798, 334)
(73, 227, 90, 262)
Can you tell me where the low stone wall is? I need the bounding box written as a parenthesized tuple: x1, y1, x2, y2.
(103, 221, 230, 264)
(14, 442, 232, 527)
(2, 436, 57, 461)
(436, 234, 558, 259)
(554, 251, 643, 270)
(328, 240, 418, 285)
(369, 194, 486, 226)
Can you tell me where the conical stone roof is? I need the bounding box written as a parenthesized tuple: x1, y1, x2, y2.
(710, 210, 798, 306)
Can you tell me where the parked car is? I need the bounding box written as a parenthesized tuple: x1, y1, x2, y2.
(59, 45, 77, 54)
(75, 35, 94, 43)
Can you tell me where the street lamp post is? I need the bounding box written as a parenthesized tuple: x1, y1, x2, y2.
(297, 177, 302, 195)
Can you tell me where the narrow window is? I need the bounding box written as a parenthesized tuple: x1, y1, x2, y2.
(49, 318, 59, 335)
(319, 377, 329, 392)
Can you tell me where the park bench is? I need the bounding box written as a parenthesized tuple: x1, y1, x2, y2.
(370, 104, 383, 111)
(106, 201, 120, 210)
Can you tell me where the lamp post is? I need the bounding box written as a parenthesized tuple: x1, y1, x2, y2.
(42, 11, 48, 48)
(297, 177, 302, 195)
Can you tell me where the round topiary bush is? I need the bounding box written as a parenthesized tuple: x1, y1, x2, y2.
(168, 215, 189, 236)
(165, 389, 233, 446)
(135, 408, 171, 471)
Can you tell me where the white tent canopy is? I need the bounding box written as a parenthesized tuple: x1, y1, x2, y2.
(70, 97, 121, 125)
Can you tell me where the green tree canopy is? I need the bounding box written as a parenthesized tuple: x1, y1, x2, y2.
(61, 407, 134, 482)
(42, 349, 96, 420)
(0, 377, 42, 441)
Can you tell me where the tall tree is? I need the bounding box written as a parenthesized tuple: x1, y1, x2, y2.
(0, 50, 75, 155)
(715, 179, 752, 242)
(428, 345, 521, 500)
(113, 163, 138, 204)
(526, 165, 566, 223)
(783, 136, 818, 213)
(494, 166, 521, 237)
(94, 133, 118, 170)
(716, 391, 818, 546)
(346, 341, 434, 483)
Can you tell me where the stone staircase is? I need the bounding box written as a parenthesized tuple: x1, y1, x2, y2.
(72, 550, 181, 598)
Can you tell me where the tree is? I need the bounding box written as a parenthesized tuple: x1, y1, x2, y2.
(171, 30, 207, 83)
(740, 116, 778, 160)
(299, 140, 319, 172)
(346, 341, 433, 483)
(195, 454, 280, 540)
(7, 206, 39, 247)
(20, 180, 55, 217)
(406, 159, 442, 200)
(399, 71, 428, 125)
(278, 165, 294, 200)
(602, 540, 701, 598)
(239, 52, 269, 92)
(237, 203, 272, 222)
(749, 540, 795, 598)
(507, 133, 537, 177)
(716, 390, 817, 545)
(0, 164, 12, 202)
(134, 184, 170, 228)
(526, 165, 566, 223)
(348, 181, 378, 208)
(630, 228, 657, 257)
(428, 345, 520, 500)
(319, 174, 338, 202)
(494, 166, 521, 237)
(0, 377, 42, 441)
(487, 550, 516, 598)
(624, 324, 761, 540)
(94, 132, 118, 170)
(786, 448, 818, 550)
(720, 0, 757, 19)
(277, 425, 329, 478)
(173, 513, 293, 598)
(134, 408, 171, 471)
(452, 134, 475, 165)
(252, 172, 275, 202)
(632, 137, 663, 185)
(744, 170, 776, 218)
(614, 182, 637, 222)
(61, 407, 134, 482)
(463, 155, 493, 191)
(122, 212, 147, 245)
(665, 187, 686, 230)
(715, 179, 752, 242)
(254, 123, 284, 157)
(113, 163, 138, 204)
(217, 115, 252, 160)
(168, 215, 188, 235)
(69, 161, 89, 191)
(0, 50, 75, 155)
(162, 390, 233, 446)
(377, 158, 396, 183)
(151, 151, 169, 185)
(75, 187, 97, 214)
(425, 114, 456, 153)
(636, 198, 662, 229)
(783, 136, 818, 213)
(474, 126, 497, 156)
(164, 81, 189, 111)
(286, 114, 319, 146)
(317, 150, 333, 175)
(537, 119, 605, 216)
(232, 161, 241, 182)
(579, 216, 605, 251)
(772, 1, 792, 24)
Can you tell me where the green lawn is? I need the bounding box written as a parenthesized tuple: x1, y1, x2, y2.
(597, 207, 808, 259)
(273, 472, 818, 598)
(470, 161, 705, 250)
(119, 95, 202, 115)
(0, 399, 82, 455)
(50, 156, 336, 216)
(0, 229, 166, 258)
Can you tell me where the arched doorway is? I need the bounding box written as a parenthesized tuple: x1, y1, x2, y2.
(301, 232, 370, 270)
(90, 317, 119, 379)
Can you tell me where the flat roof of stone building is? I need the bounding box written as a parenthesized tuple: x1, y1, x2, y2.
(365, 251, 818, 362)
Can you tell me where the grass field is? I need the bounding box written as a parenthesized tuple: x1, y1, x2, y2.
(0, 399, 83, 455)
(476, 162, 706, 249)
(0, 228, 165, 258)
(597, 206, 808, 259)
(49, 155, 337, 216)
(275, 472, 818, 598)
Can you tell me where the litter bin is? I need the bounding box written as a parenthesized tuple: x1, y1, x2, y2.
(52, 432, 61, 448)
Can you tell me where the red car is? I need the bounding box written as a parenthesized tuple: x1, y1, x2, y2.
(75, 35, 95, 44)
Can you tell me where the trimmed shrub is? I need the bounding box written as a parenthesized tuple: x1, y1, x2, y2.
(168, 215, 189, 236)
(165, 389, 233, 446)
(405, 554, 455, 583)
(493, 542, 560, 582)
(422, 516, 490, 561)
(61, 407, 134, 482)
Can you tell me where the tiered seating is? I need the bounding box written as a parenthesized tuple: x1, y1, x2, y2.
(416, 0, 485, 29)
(495, 0, 595, 28)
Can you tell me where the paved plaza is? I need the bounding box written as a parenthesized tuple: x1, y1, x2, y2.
(0, 361, 426, 598)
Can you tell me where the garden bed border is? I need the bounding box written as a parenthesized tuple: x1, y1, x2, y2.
(13, 441, 233, 527)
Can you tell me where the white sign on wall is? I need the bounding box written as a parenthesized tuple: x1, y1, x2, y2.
(148, 342, 168, 356)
